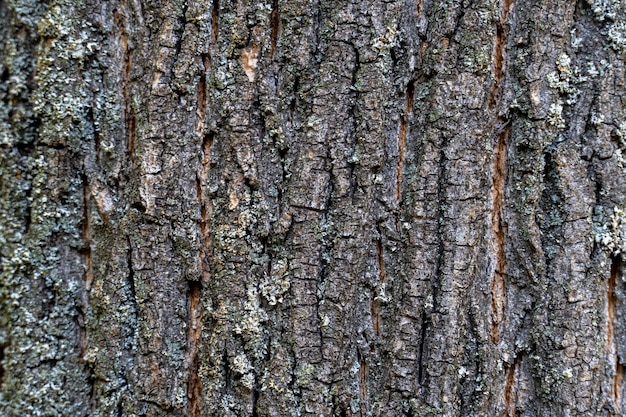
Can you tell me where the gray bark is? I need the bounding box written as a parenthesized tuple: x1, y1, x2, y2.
(1, 0, 626, 416)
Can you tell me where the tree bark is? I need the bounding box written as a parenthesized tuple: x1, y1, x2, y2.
(1, 0, 626, 416)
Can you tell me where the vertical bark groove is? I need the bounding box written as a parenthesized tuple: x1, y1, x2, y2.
(358, 349, 368, 417)
(80, 175, 91, 357)
(2, 0, 625, 415)
(113, 3, 135, 158)
(372, 235, 385, 337)
(610, 256, 623, 413)
(490, 124, 509, 344)
(186, 281, 203, 417)
(211, 0, 219, 43)
(396, 82, 413, 202)
(270, 0, 279, 59)
(490, 0, 514, 107)
(503, 355, 519, 417)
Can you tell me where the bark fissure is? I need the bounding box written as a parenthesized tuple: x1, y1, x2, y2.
(503, 354, 519, 417)
(417, 310, 428, 385)
(3, 0, 625, 414)
(186, 280, 203, 417)
(489, 0, 513, 107)
(114, 4, 136, 158)
(372, 227, 385, 337)
(357, 348, 368, 417)
(126, 236, 138, 315)
(87, 107, 101, 165)
(79, 174, 92, 357)
(609, 256, 623, 412)
(270, 0, 279, 59)
(416, 0, 423, 19)
(490, 124, 509, 344)
(212, 0, 219, 43)
(396, 82, 413, 202)
(0, 341, 6, 387)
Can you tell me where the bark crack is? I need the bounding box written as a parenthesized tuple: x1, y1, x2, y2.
(270, 0, 279, 59)
(490, 123, 509, 344)
(609, 256, 623, 412)
(114, 4, 136, 158)
(186, 281, 203, 417)
(503, 354, 519, 416)
(212, 0, 219, 43)
(371, 226, 385, 337)
(489, 0, 514, 107)
(357, 348, 368, 417)
(80, 174, 92, 357)
(396, 81, 414, 201)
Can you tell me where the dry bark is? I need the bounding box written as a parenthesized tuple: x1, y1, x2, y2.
(1, 0, 626, 416)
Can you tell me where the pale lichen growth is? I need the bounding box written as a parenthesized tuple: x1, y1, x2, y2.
(586, 0, 626, 51)
(614, 120, 626, 147)
(595, 207, 626, 257)
(260, 257, 290, 305)
(547, 101, 566, 129)
(546, 53, 587, 106)
(233, 285, 268, 337)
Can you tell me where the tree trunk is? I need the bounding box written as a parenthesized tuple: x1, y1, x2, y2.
(1, 0, 625, 415)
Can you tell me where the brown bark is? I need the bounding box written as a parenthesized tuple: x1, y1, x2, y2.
(1, 0, 626, 416)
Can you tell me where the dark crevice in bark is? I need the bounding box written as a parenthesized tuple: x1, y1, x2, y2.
(16, 143, 34, 234)
(251, 384, 260, 417)
(87, 365, 97, 414)
(87, 107, 100, 165)
(489, 0, 513, 107)
(416, 0, 423, 19)
(372, 229, 385, 337)
(222, 348, 232, 392)
(171, 1, 188, 93)
(432, 145, 447, 314)
(196, 69, 211, 283)
(198, 132, 213, 278)
(289, 76, 299, 126)
(539, 149, 564, 264)
(490, 123, 509, 344)
(270, 0, 279, 59)
(357, 348, 368, 417)
(211, 0, 219, 43)
(503, 353, 520, 416)
(186, 280, 203, 417)
(79, 173, 92, 360)
(202, 133, 214, 168)
(417, 310, 428, 385)
(609, 256, 623, 412)
(130, 201, 146, 215)
(348, 51, 360, 202)
(114, 5, 136, 158)
(0, 341, 6, 386)
(396, 80, 414, 202)
(125, 236, 138, 312)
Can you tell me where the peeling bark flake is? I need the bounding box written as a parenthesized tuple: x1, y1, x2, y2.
(241, 46, 259, 82)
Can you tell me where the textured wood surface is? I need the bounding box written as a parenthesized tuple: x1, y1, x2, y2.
(1, 0, 626, 415)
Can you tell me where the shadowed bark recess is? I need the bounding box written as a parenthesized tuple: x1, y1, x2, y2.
(1, 0, 626, 416)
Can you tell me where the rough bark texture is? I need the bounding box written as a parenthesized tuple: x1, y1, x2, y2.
(1, 0, 626, 416)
